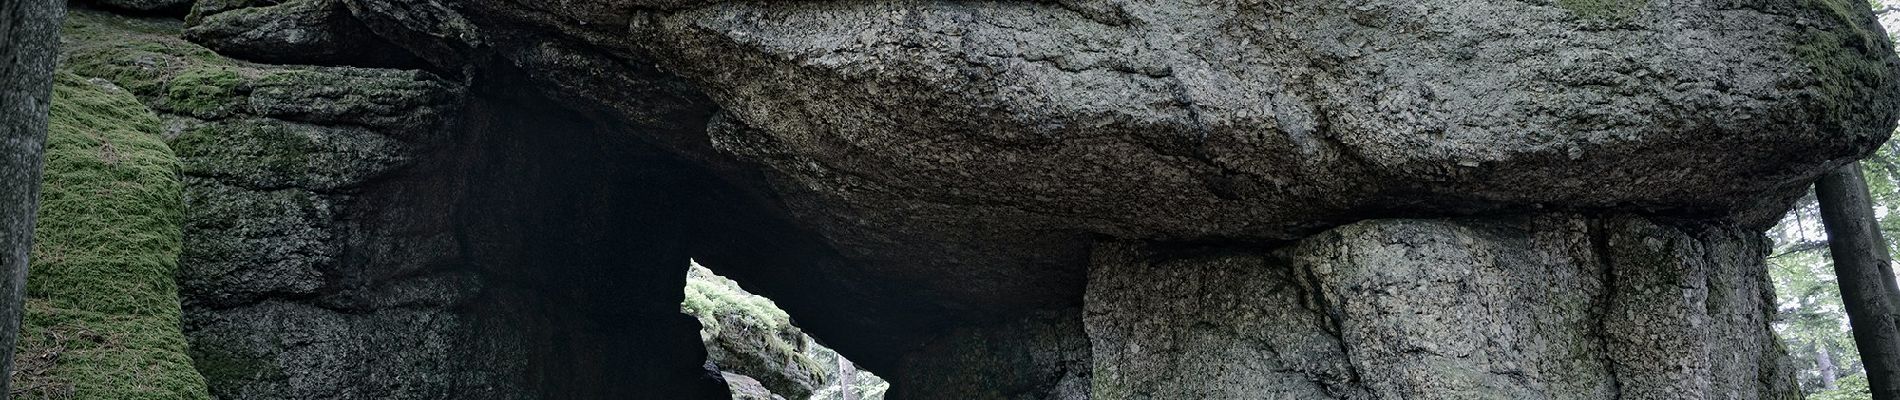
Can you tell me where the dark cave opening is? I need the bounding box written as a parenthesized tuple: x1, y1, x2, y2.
(400, 65, 911, 399)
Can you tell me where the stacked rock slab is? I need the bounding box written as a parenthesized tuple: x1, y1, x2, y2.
(112, 0, 1900, 398)
(320, 0, 1900, 385)
(64, 9, 732, 399)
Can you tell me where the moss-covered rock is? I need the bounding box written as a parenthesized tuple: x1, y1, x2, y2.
(684, 263, 890, 400)
(182, 0, 422, 68)
(684, 263, 830, 399)
(1796, 0, 1899, 134)
(9, 72, 210, 399)
(55, 10, 476, 398)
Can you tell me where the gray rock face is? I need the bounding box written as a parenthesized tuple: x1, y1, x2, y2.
(721, 372, 789, 400)
(655, 0, 1898, 239)
(323, 0, 1900, 379)
(892, 311, 1092, 400)
(183, 0, 419, 67)
(118, 0, 1896, 397)
(89, 0, 191, 13)
(61, 12, 488, 398)
(66, 11, 732, 399)
(1087, 214, 1796, 399)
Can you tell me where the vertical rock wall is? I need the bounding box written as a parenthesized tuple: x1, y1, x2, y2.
(892, 311, 1092, 400)
(60, 10, 731, 399)
(1085, 214, 1797, 400)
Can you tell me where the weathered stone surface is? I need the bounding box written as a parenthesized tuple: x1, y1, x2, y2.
(62, 0, 1896, 397)
(327, 0, 1900, 383)
(685, 263, 892, 400)
(90, 0, 191, 13)
(1087, 214, 1797, 399)
(722, 372, 789, 400)
(183, 0, 419, 67)
(892, 310, 1091, 400)
(646, 0, 1898, 236)
(63, 11, 732, 399)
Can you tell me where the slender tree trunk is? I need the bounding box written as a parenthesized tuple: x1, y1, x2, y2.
(1819, 342, 1840, 390)
(1816, 163, 1900, 399)
(2, 0, 63, 395)
(839, 355, 857, 400)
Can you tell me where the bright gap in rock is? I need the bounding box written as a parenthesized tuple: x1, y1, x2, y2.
(681, 260, 890, 400)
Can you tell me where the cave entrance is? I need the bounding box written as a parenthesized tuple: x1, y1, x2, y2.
(681, 260, 890, 400)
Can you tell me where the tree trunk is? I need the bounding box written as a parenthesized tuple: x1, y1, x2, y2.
(1, 0, 64, 395)
(1815, 163, 1900, 399)
(1818, 342, 1839, 390)
(839, 356, 857, 400)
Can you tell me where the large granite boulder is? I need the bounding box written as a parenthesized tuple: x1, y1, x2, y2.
(62, 10, 730, 399)
(62, 0, 1898, 398)
(321, 0, 1898, 382)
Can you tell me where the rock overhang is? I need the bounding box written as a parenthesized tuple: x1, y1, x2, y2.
(189, 0, 1900, 387)
(621, 0, 1900, 242)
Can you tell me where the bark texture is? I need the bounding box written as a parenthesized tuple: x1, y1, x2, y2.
(1815, 164, 1900, 399)
(0, 0, 64, 394)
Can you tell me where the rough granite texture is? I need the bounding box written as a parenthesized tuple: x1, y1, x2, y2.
(56, 0, 1900, 397)
(59, 11, 480, 398)
(318, 0, 1900, 381)
(892, 310, 1092, 400)
(182, 0, 419, 67)
(1087, 214, 1797, 400)
(63, 11, 727, 399)
(89, 0, 192, 13)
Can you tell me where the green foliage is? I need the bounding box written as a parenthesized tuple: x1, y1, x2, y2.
(9, 72, 211, 399)
(1810, 374, 1872, 400)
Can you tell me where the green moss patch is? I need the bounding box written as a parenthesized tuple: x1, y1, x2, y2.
(682, 263, 835, 397)
(9, 72, 211, 399)
(164, 67, 246, 119)
(169, 120, 319, 186)
(1795, 0, 1894, 124)
(60, 10, 234, 98)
